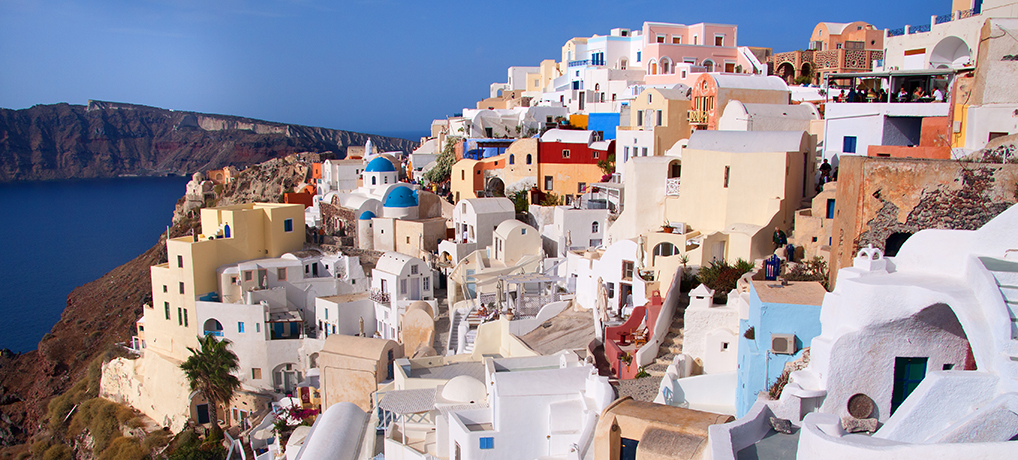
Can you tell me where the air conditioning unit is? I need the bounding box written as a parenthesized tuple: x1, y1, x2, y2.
(771, 334, 797, 355)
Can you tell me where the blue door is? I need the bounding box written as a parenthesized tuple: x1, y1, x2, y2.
(620, 437, 639, 460)
(891, 357, 927, 414)
(224, 224, 231, 238)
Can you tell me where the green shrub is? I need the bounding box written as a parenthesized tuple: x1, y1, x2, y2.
(41, 444, 70, 460)
(696, 258, 753, 301)
(97, 437, 147, 460)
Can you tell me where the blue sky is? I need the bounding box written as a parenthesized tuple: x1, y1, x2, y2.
(1, 0, 944, 136)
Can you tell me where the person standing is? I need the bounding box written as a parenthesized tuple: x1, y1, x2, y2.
(933, 87, 944, 102)
(773, 227, 788, 251)
(819, 159, 832, 181)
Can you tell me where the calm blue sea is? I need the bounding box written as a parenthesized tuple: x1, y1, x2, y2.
(0, 176, 189, 353)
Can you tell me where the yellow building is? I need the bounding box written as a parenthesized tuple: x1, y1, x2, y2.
(670, 130, 814, 265)
(146, 203, 306, 361)
(618, 87, 692, 159)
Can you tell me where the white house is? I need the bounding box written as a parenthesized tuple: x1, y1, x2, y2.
(568, 238, 649, 335)
(315, 292, 375, 339)
(438, 197, 516, 265)
(718, 101, 820, 132)
(529, 204, 609, 261)
(371, 252, 437, 341)
(708, 203, 1018, 459)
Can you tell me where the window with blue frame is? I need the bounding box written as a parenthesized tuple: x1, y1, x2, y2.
(238, 322, 245, 333)
(284, 218, 294, 232)
(826, 199, 836, 219)
(479, 437, 494, 450)
(843, 136, 857, 153)
(637, 51, 641, 62)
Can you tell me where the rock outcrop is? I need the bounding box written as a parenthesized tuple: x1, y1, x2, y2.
(0, 100, 418, 182)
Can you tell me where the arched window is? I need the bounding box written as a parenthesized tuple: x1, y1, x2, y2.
(372, 176, 377, 185)
(702, 59, 715, 72)
(203, 319, 224, 337)
(653, 242, 678, 257)
(526, 154, 532, 165)
(592, 221, 600, 233)
(595, 83, 600, 91)
(223, 224, 231, 238)
(661, 58, 671, 74)
(509, 154, 515, 165)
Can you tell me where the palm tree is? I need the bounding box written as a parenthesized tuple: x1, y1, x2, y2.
(180, 334, 241, 439)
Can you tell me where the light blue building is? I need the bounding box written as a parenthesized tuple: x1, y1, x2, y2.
(587, 112, 620, 140)
(736, 280, 826, 417)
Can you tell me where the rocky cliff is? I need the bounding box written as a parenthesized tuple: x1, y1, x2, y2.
(0, 101, 418, 182)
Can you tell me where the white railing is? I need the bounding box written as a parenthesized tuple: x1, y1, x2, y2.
(666, 178, 681, 196)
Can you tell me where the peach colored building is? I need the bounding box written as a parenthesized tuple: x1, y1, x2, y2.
(641, 22, 740, 85)
(772, 21, 884, 85)
(688, 74, 790, 131)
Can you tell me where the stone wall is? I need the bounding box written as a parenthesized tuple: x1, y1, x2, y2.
(830, 156, 1018, 287)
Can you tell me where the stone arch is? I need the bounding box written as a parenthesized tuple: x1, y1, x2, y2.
(930, 36, 971, 69)
(776, 62, 796, 84)
(653, 242, 679, 257)
(485, 177, 505, 197)
(800, 62, 812, 80)
(667, 159, 681, 178)
(660, 57, 672, 74)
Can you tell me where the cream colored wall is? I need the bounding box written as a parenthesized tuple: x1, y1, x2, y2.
(628, 89, 693, 156)
(101, 351, 193, 432)
(395, 218, 446, 258)
(501, 139, 538, 190)
(451, 159, 481, 203)
(608, 157, 670, 243)
(498, 225, 543, 266)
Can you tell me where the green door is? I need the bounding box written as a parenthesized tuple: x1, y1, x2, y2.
(891, 357, 927, 414)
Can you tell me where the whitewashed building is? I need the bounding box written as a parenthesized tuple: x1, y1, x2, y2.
(371, 252, 437, 341)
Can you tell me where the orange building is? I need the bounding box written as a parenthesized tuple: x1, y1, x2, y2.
(772, 21, 884, 85)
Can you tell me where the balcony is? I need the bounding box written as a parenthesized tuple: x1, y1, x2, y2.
(369, 289, 391, 305)
(687, 110, 708, 124)
(568, 59, 590, 67)
(666, 178, 681, 196)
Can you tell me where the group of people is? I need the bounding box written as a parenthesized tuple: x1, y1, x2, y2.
(833, 86, 944, 103)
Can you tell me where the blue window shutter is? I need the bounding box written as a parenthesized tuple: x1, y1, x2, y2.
(843, 136, 857, 153)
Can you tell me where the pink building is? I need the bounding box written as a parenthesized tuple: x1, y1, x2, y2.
(641, 22, 741, 86)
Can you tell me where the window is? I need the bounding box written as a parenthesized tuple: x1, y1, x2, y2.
(590, 238, 602, 247)
(836, 43, 842, 49)
(461, 170, 465, 180)
(637, 110, 643, 126)
(607, 282, 615, 298)
(578, 182, 586, 193)
(411, 265, 419, 275)
(164, 302, 170, 320)
(642, 147, 648, 156)
(544, 176, 554, 190)
(593, 150, 600, 159)
(371, 176, 377, 185)
(636, 51, 641, 62)
(177, 308, 183, 326)
(277, 268, 286, 281)
(400, 279, 407, 295)
(179, 282, 185, 294)
(238, 322, 245, 333)
(183, 309, 188, 327)
(284, 218, 294, 232)
(624, 146, 630, 162)
(715, 35, 724, 46)
(656, 34, 665, 43)
(423, 276, 430, 291)
(622, 260, 634, 280)
(843, 136, 857, 153)
(244, 270, 253, 282)
(526, 154, 532, 165)
(162, 285, 167, 293)
(562, 149, 570, 159)
(673, 36, 681, 44)
(479, 437, 494, 450)
(724, 166, 730, 188)
(177, 255, 183, 268)
(325, 308, 329, 319)
(252, 368, 262, 379)
(509, 154, 515, 165)
(648, 94, 652, 103)
(656, 110, 663, 126)
(693, 35, 698, 45)
(721, 342, 730, 351)
(592, 221, 600, 233)
(826, 199, 836, 219)
(380, 279, 388, 293)
(256, 323, 260, 333)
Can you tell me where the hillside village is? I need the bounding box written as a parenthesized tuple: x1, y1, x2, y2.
(76, 1, 1018, 459)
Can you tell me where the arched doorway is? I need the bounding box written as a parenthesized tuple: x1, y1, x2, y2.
(273, 363, 302, 394)
(224, 224, 231, 238)
(884, 232, 913, 257)
(485, 177, 505, 197)
(800, 62, 812, 83)
(776, 62, 795, 84)
(930, 36, 971, 69)
(702, 59, 715, 73)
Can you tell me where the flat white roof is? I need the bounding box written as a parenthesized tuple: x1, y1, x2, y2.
(687, 130, 807, 153)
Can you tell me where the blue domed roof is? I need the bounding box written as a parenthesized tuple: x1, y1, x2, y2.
(365, 157, 396, 173)
(384, 187, 418, 208)
(358, 211, 376, 220)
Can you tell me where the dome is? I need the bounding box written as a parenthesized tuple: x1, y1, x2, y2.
(384, 187, 418, 208)
(440, 375, 487, 404)
(365, 157, 396, 172)
(358, 210, 376, 220)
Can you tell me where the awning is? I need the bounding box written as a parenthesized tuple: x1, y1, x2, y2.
(378, 388, 436, 415)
